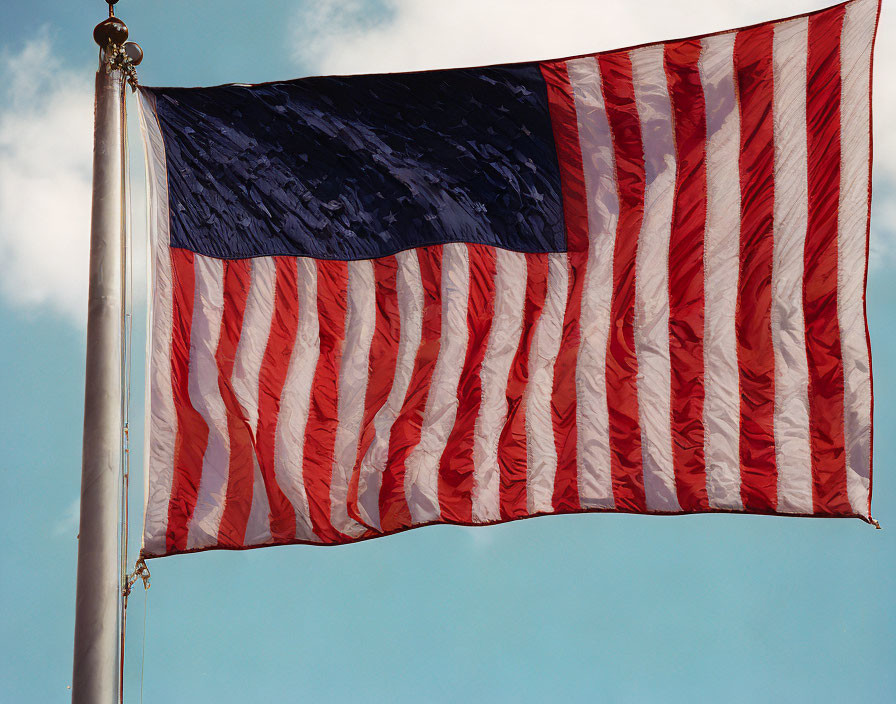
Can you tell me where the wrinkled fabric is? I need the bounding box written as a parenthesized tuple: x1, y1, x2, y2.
(139, 0, 877, 559)
(147, 65, 566, 260)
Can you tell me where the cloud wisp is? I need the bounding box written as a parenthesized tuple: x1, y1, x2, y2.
(290, 0, 832, 74)
(0, 36, 94, 324)
(0, 35, 148, 328)
(52, 497, 81, 539)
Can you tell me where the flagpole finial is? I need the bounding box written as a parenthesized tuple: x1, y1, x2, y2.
(93, 11, 141, 89)
(123, 42, 143, 67)
(93, 17, 128, 49)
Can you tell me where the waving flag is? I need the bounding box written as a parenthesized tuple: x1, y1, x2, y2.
(138, 0, 878, 558)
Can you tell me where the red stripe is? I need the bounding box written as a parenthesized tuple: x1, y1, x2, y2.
(805, 6, 850, 515)
(303, 260, 348, 542)
(539, 62, 590, 254)
(255, 257, 299, 542)
(551, 256, 586, 513)
(437, 244, 496, 523)
(498, 252, 549, 520)
(539, 60, 589, 512)
(379, 247, 443, 532)
(165, 248, 209, 554)
(347, 257, 400, 524)
(598, 52, 647, 513)
(665, 39, 709, 511)
(734, 25, 777, 512)
(214, 259, 255, 548)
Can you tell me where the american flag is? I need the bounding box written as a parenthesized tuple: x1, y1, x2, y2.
(138, 0, 877, 558)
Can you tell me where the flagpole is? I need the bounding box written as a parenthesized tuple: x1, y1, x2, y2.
(71, 5, 133, 700)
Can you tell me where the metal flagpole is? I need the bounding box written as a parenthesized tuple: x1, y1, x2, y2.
(72, 2, 141, 700)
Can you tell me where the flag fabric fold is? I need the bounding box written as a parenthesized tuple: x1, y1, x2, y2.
(138, 0, 878, 558)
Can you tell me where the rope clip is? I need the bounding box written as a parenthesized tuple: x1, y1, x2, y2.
(123, 557, 151, 597)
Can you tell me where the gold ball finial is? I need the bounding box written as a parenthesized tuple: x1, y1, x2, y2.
(123, 42, 143, 66)
(93, 16, 129, 48)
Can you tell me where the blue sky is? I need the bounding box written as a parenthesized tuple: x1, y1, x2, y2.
(0, 0, 894, 701)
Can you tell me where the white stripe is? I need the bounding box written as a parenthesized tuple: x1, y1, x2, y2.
(243, 463, 272, 545)
(473, 248, 526, 522)
(232, 257, 276, 545)
(771, 18, 813, 514)
(406, 244, 470, 524)
(839, 0, 876, 517)
(567, 57, 616, 509)
(331, 260, 376, 536)
(700, 33, 743, 510)
(630, 45, 680, 513)
(137, 90, 176, 557)
(185, 257, 228, 549)
(526, 252, 567, 515)
(354, 250, 423, 530)
(273, 258, 318, 542)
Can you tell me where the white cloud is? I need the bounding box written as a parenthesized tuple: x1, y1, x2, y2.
(290, 0, 896, 270)
(0, 35, 147, 326)
(290, 0, 831, 73)
(52, 497, 80, 538)
(871, 179, 896, 270)
(461, 525, 497, 550)
(0, 35, 94, 323)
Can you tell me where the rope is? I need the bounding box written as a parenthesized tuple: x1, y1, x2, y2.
(118, 72, 153, 704)
(140, 585, 149, 704)
(117, 72, 137, 704)
(105, 46, 140, 90)
(121, 557, 151, 702)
